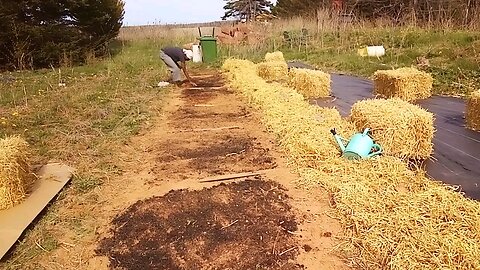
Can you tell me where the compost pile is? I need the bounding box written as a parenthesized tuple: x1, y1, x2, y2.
(223, 58, 480, 270)
(97, 179, 303, 270)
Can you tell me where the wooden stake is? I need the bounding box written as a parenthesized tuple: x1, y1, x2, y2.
(176, 126, 241, 132)
(199, 170, 270, 183)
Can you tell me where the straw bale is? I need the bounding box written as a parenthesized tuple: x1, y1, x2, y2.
(288, 68, 331, 98)
(466, 90, 480, 131)
(256, 61, 288, 82)
(222, 58, 256, 73)
(0, 136, 35, 210)
(223, 58, 480, 269)
(264, 51, 285, 62)
(350, 98, 434, 159)
(373, 67, 433, 101)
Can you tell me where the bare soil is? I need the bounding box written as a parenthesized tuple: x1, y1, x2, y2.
(96, 179, 303, 269)
(11, 70, 348, 269)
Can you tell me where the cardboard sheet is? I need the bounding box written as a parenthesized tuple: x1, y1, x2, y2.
(0, 163, 74, 260)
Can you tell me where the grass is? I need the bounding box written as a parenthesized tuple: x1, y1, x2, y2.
(218, 21, 480, 97)
(0, 39, 177, 269)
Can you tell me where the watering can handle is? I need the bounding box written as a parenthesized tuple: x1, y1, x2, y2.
(367, 143, 383, 158)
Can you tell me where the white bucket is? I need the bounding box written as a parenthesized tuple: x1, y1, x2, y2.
(192, 45, 202, 63)
(366, 46, 385, 57)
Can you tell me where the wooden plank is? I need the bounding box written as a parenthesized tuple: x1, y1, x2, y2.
(176, 126, 241, 133)
(0, 163, 74, 259)
(199, 170, 271, 183)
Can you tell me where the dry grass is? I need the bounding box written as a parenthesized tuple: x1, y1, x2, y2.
(118, 25, 198, 41)
(223, 58, 480, 270)
(373, 67, 433, 101)
(349, 98, 435, 160)
(466, 90, 480, 131)
(0, 136, 35, 210)
(288, 68, 331, 98)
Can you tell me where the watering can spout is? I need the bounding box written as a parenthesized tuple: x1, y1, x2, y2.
(330, 128, 346, 152)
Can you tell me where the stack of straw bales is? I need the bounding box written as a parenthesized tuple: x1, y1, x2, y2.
(466, 90, 480, 131)
(256, 51, 288, 82)
(265, 51, 285, 62)
(288, 68, 331, 98)
(350, 98, 434, 159)
(373, 67, 433, 101)
(256, 61, 288, 82)
(0, 136, 35, 210)
(223, 58, 480, 269)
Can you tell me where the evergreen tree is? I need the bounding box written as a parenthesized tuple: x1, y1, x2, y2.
(273, 0, 479, 23)
(222, 0, 273, 21)
(0, 0, 124, 70)
(273, 0, 328, 17)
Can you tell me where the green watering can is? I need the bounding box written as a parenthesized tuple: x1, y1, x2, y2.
(330, 128, 382, 160)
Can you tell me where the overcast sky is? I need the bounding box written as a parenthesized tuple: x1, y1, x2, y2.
(123, 0, 226, 25)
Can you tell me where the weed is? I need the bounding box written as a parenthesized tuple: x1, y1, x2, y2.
(73, 174, 103, 194)
(0, 38, 172, 269)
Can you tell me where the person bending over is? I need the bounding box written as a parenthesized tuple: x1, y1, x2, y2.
(160, 46, 197, 86)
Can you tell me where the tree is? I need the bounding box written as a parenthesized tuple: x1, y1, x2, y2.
(273, 0, 328, 17)
(0, 0, 124, 70)
(272, 0, 479, 25)
(222, 0, 273, 21)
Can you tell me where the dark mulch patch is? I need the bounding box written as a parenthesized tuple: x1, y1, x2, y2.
(96, 179, 303, 270)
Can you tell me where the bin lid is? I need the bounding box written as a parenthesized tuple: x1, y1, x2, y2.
(198, 36, 217, 41)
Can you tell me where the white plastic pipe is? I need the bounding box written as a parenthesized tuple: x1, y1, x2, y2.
(192, 45, 202, 63)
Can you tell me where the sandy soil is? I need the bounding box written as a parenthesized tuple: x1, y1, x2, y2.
(19, 71, 349, 269)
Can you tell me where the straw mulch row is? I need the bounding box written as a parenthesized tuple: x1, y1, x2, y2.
(350, 98, 435, 160)
(223, 58, 480, 270)
(373, 67, 433, 101)
(466, 90, 480, 131)
(288, 68, 331, 98)
(0, 136, 36, 210)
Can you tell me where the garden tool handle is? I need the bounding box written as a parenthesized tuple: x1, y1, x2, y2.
(368, 143, 383, 158)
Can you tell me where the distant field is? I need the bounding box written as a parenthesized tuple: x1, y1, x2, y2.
(119, 18, 480, 97)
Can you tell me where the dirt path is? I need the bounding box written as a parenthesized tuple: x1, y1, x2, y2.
(78, 71, 349, 269)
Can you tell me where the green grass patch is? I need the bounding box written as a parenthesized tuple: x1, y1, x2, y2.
(0, 39, 176, 268)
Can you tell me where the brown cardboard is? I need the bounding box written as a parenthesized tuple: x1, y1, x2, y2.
(0, 163, 74, 260)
